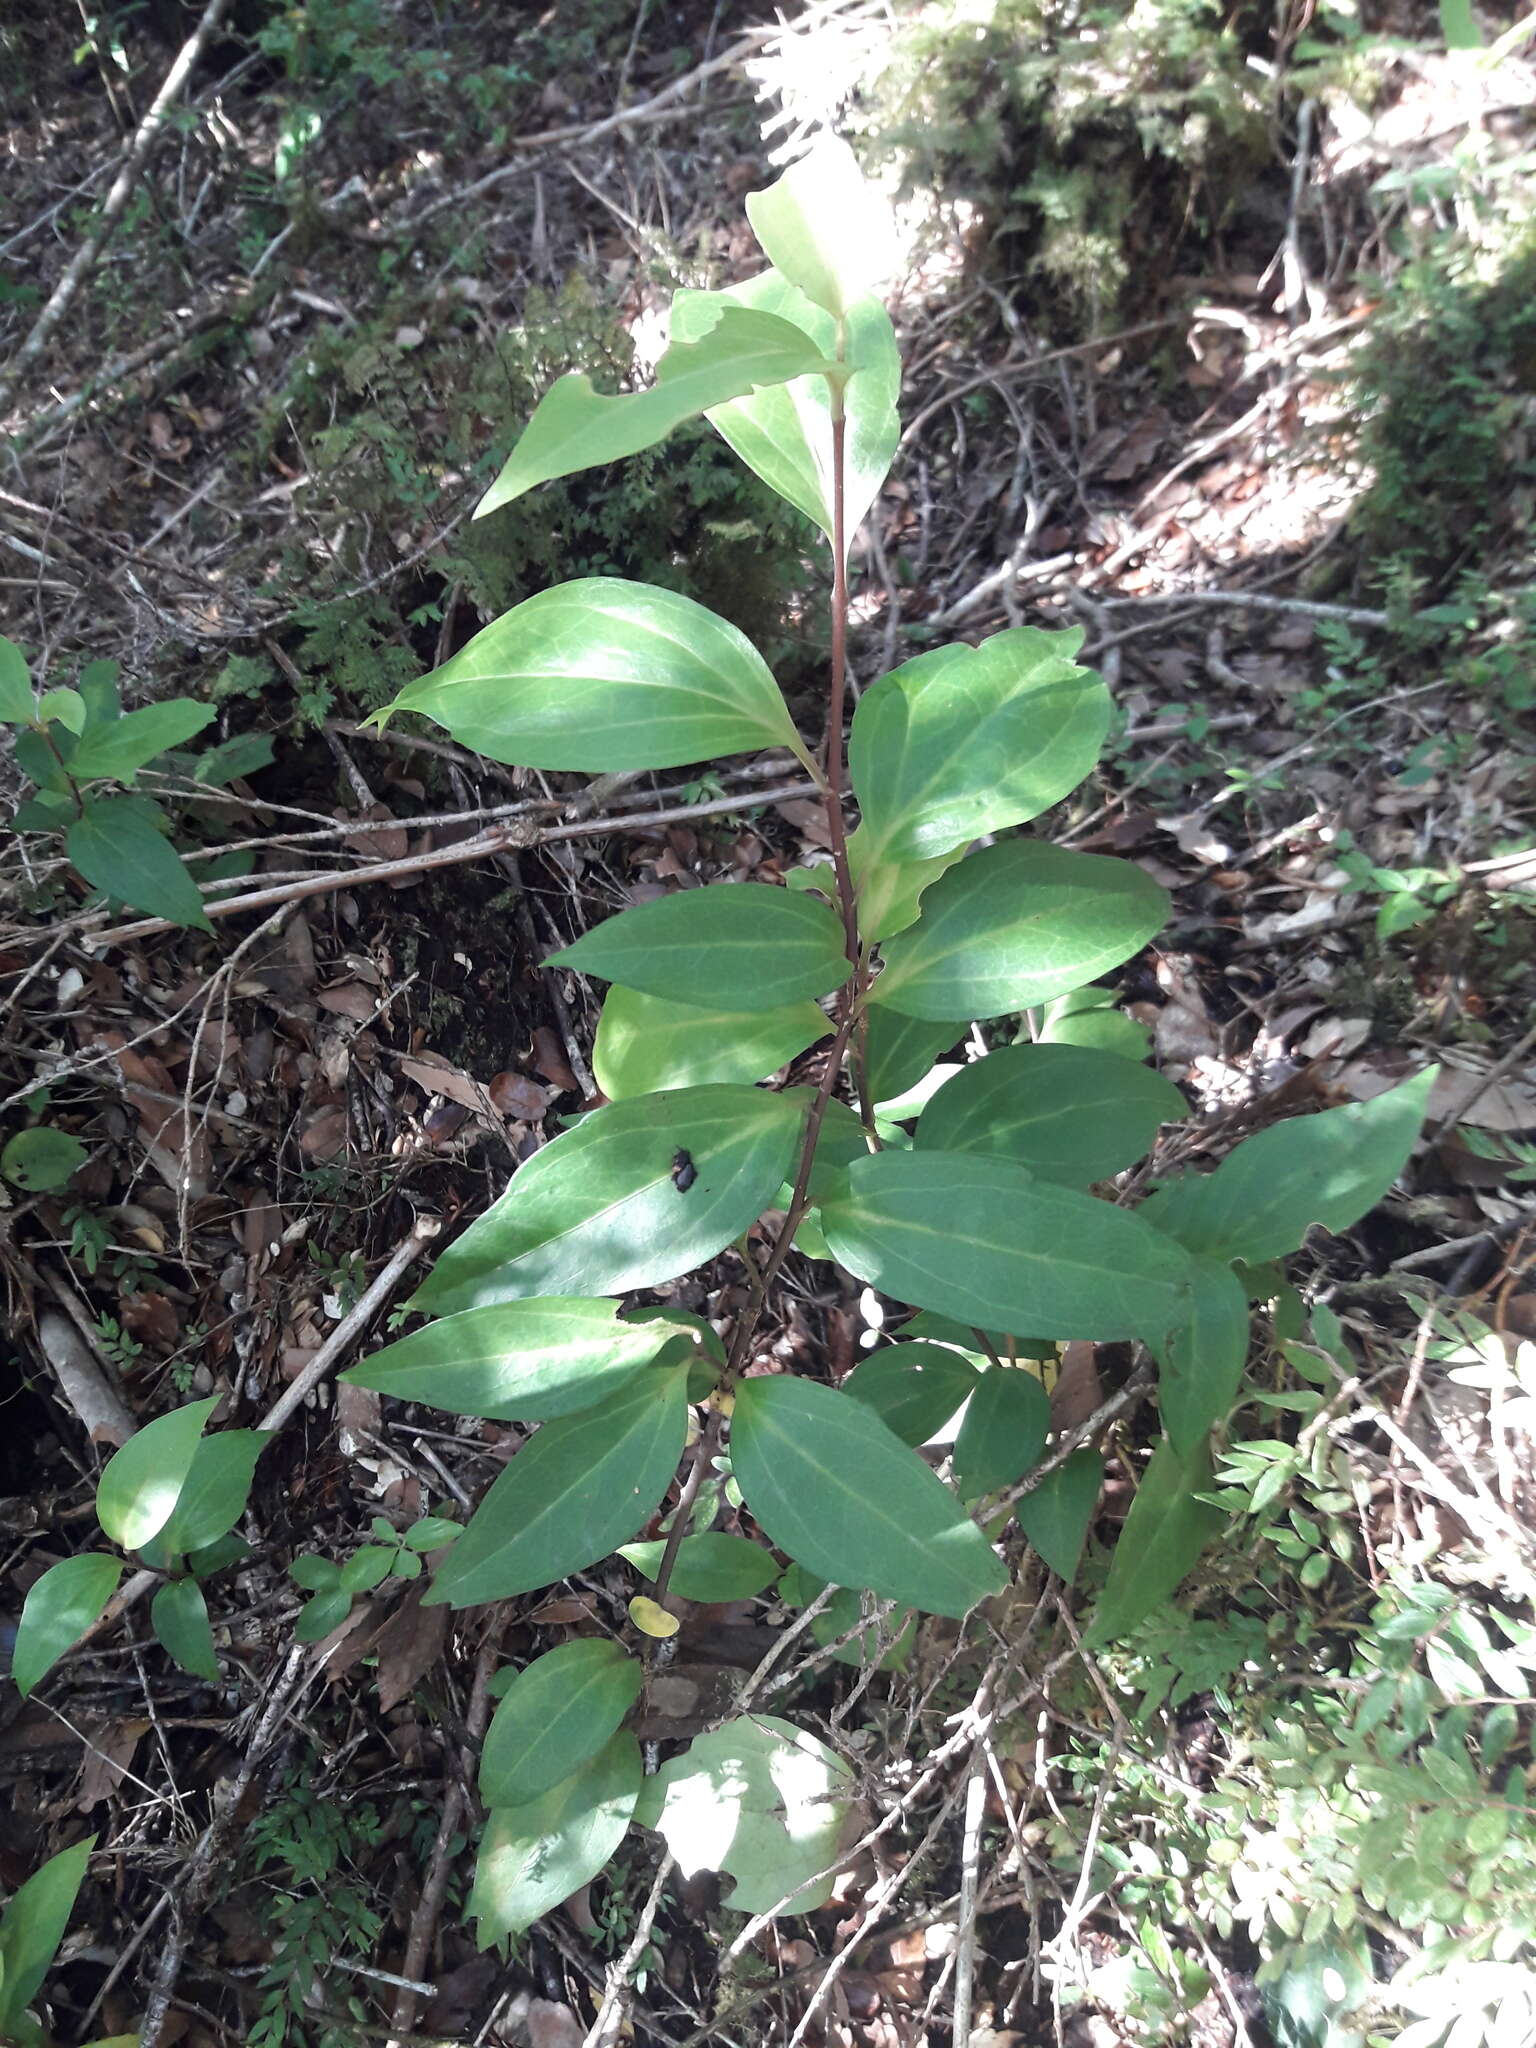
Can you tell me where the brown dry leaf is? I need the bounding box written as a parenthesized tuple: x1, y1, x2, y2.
(397, 1050, 489, 1115)
(531, 1026, 577, 1092)
(489, 1070, 552, 1120)
(1049, 1342, 1102, 1432)
(335, 1380, 380, 1458)
(120, 1291, 181, 1351)
(341, 802, 410, 863)
(527, 2001, 584, 2048)
(373, 1581, 449, 1712)
(300, 1105, 349, 1160)
(317, 982, 378, 1022)
(77, 1717, 150, 1809)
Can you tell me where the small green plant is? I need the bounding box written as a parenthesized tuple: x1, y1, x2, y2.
(288, 1513, 462, 1642)
(0, 1837, 135, 2048)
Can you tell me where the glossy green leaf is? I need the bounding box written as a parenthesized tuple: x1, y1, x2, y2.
(1085, 1438, 1225, 1647)
(66, 795, 212, 931)
(372, 576, 807, 771)
(634, 1713, 853, 1915)
(37, 687, 85, 733)
(848, 823, 964, 944)
(153, 1431, 266, 1555)
(851, 628, 1110, 863)
(1038, 986, 1151, 1060)
(427, 1365, 688, 1608)
(1, 1126, 88, 1191)
(470, 1732, 642, 1943)
(296, 1586, 354, 1642)
(69, 700, 215, 781)
(864, 1009, 966, 1110)
(96, 1398, 218, 1553)
(1015, 1450, 1102, 1582)
(12, 1555, 123, 1697)
(1154, 1256, 1252, 1454)
(593, 985, 828, 1099)
(619, 1531, 780, 1603)
(0, 1836, 94, 2034)
(1143, 1068, 1436, 1265)
(413, 1085, 804, 1314)
(671, 275, 899, 546)
(0, 635, 32, 724)
(953, 1368, 1050, 1499)
(480, 1639, 644, 1807)
(842, 1343, 978, 1447)
(873, 841, 1169, 1022)
(744, 137, 897, 320)
(551, 882, 847, 1013)
(151, 1578, 219, 1682)
(342, 1297, 676, 1420)
(914, 1043, 1184, 1185)
(731, 1377, 1005, 1619)
(821, 1151, 1193, 1343)
(475, 304, 829, 514)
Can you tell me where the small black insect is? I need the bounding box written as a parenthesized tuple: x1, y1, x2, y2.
(670, 1148, 698, 1193)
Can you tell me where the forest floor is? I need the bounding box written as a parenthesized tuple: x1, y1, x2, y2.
(1, 3, 1534, 2046)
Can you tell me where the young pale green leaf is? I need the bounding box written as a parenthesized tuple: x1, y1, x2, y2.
(1038, 986, 1152, 1061)
(914, 1043, 1185, 1186)
(342, 1297, 676, 1420)
(1085, 1438, 1226, 1647)
(821, 1151, 1194, 1343)
(12, 1555, 124, 1698)
(1154, 1256, 1252, 1454)
(593, 985, 828, 1099)
(95, 1397, 218, 1553)
(1142, 1068, 1436, 1265)
(619, 1531, 781, 1604)
(151, 1577, 219, 1681)
(426, 1365, 689, 1608)
(731, 1377, 1006, 1619)
(851, 629, 1110, 864)
(847, 822, 965, 944)
(1015, 1450, 1102, 1581)
(634, 1714, 853, 1916)
(549, 883, 847, 1012)
(475, 304, 830, 514)
(671, 275, 900, 546)
(371, 576, 808, 771)
(1, 1126, 88, 1192)
(480, 1639, 644, 1806)
(744, 137, 898, 320)
(873, 841, 1169, 1022)
(470, 1732, 642, 1944)
(69, 700, 215, 782)
(37, 687, 85, 733)
(412, 1086, 805, 1315)
(152, 1431, 266, 1555)
(842, 1343, 979, 1448)
(66, 795, 212, 931)
(864, 1009, 967, 1107)
(953, 1368, 1050, 1499)
(0, 1836, 94, 2034)
(0, 635, 33, 724)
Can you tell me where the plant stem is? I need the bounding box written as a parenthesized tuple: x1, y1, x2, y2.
(648, 1406, 725, 1617)
(823, 408, 859, 962)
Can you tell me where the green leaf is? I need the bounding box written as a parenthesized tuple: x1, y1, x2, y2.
(36, 687, 85, 734)
(480, 1640, 644, 1806)
(341, 1545, 395, 1593)
(1, 1126, 88, 1191)
(1015, 1450, 1101, 1581)
(372, 577, 808, 771)
(953, 1368, 1049, 1499)
(151, 1577, 219, 1681)
(619, 1531, 780, 1603)
(864, 1010, 966, 1107)
(411, 1086, 804, 1315)
(95, 1397, 218, 1552)
(1038, 987, 1151, 1061)
(634, 1714, 853, 1915)
(470, 1732, 641, 1943)
(1439, 0, 1482, 47)
(342, 1297, 677, 1420)
(69, 700, 215, 782)
(842, 1343, 978, 1447)
(1142, 1069, 1436, 1265)
(821, 1151, 1194, 1343)
(0, 1836, 94, 2034)
(550, 882, 847, 1013)
(288, 1554, 339, 1592)
(847, 823, 965, 943)
(914, 1043, 1184, 1186)
(1154, 1257, 1251, 1453)
(0, 635, 33, 723)
(671, 275, 900, 547)
(1086, 1438, 1225, 1646)
(66, 795, 212, 931)
(744, 138, 897, 321)
(593, 986, 828, 1099)
(873, 841, 1169, 1022)
(153, 1431, 266, 1554)
(296, 1586, 354, 1642)
(475, 304, 829, 514)
(427, 1365, 688, 1608)
(731, 1377, 1005, 1620)
(850, 628, 1110, 863)
(77, 659, 121, 724)
(12, 1555, 123, 1697)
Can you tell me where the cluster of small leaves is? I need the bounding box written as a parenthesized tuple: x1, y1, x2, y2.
(289, 1513, 462, 1641)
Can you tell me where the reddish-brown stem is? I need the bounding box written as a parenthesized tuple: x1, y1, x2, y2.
(649, 1406, 725, 1619)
